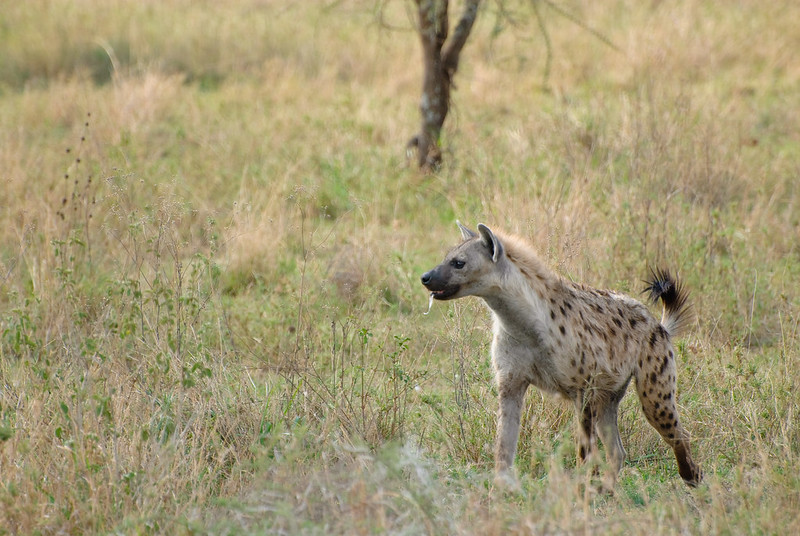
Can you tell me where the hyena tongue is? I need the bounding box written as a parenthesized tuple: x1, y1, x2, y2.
(423, 292, 435, 315)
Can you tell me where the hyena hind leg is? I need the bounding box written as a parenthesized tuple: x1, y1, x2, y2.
(574, 394, 598, 468)
(635, 352, 702, 487)
(594, 386, 629, 490)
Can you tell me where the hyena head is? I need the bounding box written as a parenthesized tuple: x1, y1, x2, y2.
(421, 222, 504, 301)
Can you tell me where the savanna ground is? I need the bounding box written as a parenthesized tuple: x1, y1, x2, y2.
(1, 1, 799, 534)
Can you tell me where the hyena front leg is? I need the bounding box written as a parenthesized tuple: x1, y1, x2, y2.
(636, 348, 702, 487)
(494, 378, 528, 477)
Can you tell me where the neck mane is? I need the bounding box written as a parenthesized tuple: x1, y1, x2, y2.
(494, 230, 561, 292)
(476, 231, 565, 347)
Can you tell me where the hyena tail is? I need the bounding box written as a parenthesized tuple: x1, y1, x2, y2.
(644, 267, 693, 337)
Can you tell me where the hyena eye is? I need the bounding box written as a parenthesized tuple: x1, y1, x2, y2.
(450, 259, 466, 269)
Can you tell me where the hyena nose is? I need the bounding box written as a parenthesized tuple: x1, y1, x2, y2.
(421, 271, 433, 286)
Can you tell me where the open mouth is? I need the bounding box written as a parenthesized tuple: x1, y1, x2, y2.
(429, 286, 459, 300)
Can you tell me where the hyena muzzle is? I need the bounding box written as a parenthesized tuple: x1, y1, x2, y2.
(421, 222, 701, 489)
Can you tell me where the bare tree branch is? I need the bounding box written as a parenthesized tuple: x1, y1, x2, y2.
(442, 0, 480, 85)
(409, 0, 481, 170)
(530, 0, 552, 85)
(538, 0, 621, 53)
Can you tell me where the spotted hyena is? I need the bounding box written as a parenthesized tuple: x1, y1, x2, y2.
(421, 222, 701, 489)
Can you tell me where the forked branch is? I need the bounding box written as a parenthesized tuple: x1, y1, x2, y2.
(409, 0, 481, 170)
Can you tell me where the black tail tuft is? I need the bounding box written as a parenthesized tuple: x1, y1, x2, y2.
(643, 267, 692, 337)
(643, 267, 680, 305)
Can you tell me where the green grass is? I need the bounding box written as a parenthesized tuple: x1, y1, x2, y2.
(1, 0, 799, 534)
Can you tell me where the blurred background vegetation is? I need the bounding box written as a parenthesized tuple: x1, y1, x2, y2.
(1, 1, 799, 534)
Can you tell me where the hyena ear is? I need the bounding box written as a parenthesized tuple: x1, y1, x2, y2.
(457, 220, 477, 241)
(477, 223, 504, 263)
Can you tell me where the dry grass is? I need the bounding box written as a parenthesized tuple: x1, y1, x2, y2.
(1, 0, 799, 534)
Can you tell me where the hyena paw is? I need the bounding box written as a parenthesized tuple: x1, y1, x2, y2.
(493, 468, 521, 493)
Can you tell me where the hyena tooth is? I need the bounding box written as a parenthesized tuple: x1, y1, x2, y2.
(423, 292, 435, 315)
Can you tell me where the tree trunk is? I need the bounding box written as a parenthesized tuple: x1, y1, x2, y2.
(410, 0, 480, 170)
